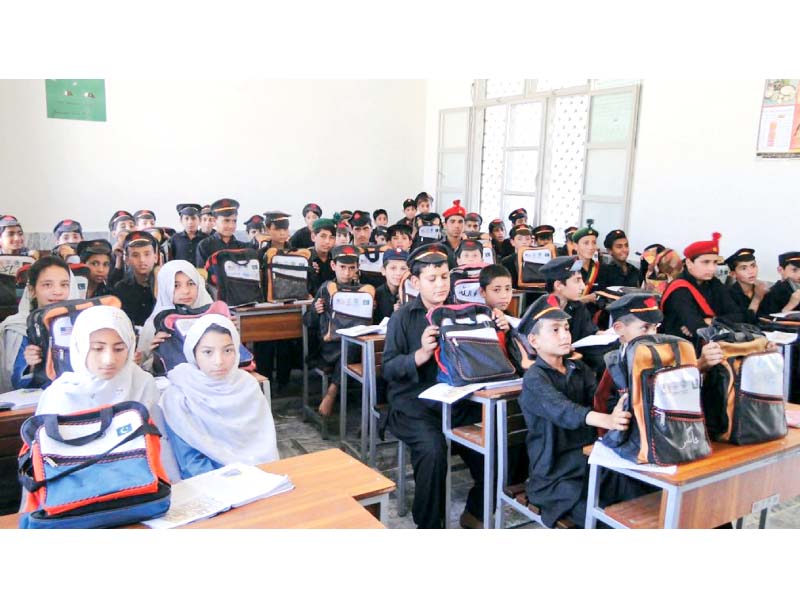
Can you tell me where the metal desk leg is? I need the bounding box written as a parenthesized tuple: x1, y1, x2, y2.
(339, 337, 348, 444)
(584, 463, 601, 529)
(783, 344, 793, 401)
(483, 399, 495, 529)
(495, 400, 507, 530)
(662, 486, 682, 529)
(360, 341, 373, 462)
(302, 312, 309, 416)
(443, 403, 452, 529)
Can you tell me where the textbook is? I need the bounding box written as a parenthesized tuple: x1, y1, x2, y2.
(572, 331, 619, 349)
(419, 382, 485, 404)
(142, 463, 294, 529)
(336, 317, 389, 337)
(764, 331, 798, 345)
(590, 440, 678, 474)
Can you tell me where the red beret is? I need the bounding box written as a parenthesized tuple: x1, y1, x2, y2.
(684, 232, 722, 260)
(442, 199, 466, 221)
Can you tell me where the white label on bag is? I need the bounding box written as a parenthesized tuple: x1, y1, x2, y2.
(653, 367, 701, 413)
(223, 259, 261, 282)
(523, 248, 552, 265)
(741, 353, 784, 398)
(453, 281, 484, 303)
(332, 291, 374, 319)
(175, 318, 197, 336)
(272, 255, 308, 279)
(0, 255, 34, 276)
(72, 275, 88, 299)
(445, 327, 499, 341)
(51, 315, 73, 348)
(482, 247, 494, 263)
(418, 226, 440, 240)
(358, 252, 384, 273)
(38, 408, 147, 458)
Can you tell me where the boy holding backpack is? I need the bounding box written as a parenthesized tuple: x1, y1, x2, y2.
(195, 199, 247, 267)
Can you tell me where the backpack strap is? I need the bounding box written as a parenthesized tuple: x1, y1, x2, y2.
(660, 278, 716, 318)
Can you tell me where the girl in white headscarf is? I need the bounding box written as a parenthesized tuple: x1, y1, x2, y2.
(159, 314, 279, 480)
(136, 260, 213, 371)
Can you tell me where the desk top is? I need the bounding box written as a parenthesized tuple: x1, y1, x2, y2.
(233, 300, 312, 314)
(472, 383, 523, 400)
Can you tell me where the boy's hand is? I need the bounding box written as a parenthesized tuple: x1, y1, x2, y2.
(393, 301, 400, 312)
(415, 325, 439, 365)
(579, 293, 597, 304)
(23, 344, 43, 368)
(787, 288, 800, 311)
(608, 395, 631, 431)
(150, 331, 171, 351)
(753, 280, 769, 300)
(698, 341, 724, 372)
(492, 308, 510, 331)
(314, 298, 325, 314)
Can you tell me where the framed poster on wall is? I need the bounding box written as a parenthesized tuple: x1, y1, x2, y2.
(756, 79, 800, 158)
(45, 79, 106, 122)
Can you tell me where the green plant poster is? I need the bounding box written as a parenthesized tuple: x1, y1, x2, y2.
(45, 79, 106, 122)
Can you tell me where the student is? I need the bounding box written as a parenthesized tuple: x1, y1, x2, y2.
(413, 212, 443, 249)
(383, 243, 486, 529)
(335, 220, 353, 246)
(758, 251, 800, 317)
(159, 315, 278, 480)
(415, 192, 433, 215)
(500, 224, 534, 290)
(112, 231, 159, 328)
(244, 214, 266, 246)
(263, 211, 292, 250)
(372, 226, 388, 246)
(374, 249, 409, 322)
(571, 220, 601, 304)
(169, 204, 209, 266)
(53, 219, 83, 247)
(0, 256, 73, 392)
(349, 210, 373, 247)
(134, 209, 157, 230)
(725, 248, 768, 324)
(517, 293, 642, 528)
(289, 203, 322, 250)
(456, 239, 485, 266)
(305, 245, 364, 416)
(0, 215, 26, 256)
(488, 218, 508, 260)
(396, 198, 417, 229)
(478, 264, 513, 335)
(136, 260, 214, 370)
(77, 239, 113, 298)
(373, 209, 389, 228)
(558, 226, 578, 257)
(199, 205, 216, 236)
(532, 224, 555, 248)
(108, 211, 136, 285)
(195, 199, 247, 267)
(387, 223, 413, 252)
(441, 200, 466, 253)
(465, 212, 482, 233)
(598, 229, 640, 289)
(308, 218, 336, 296)
(661, 233, 744, 352)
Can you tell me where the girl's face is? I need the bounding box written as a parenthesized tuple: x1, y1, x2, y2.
(577, 236, 597, 261)
(31, 265, 71, 307)
(173, 271, 199, 306)
(194, 330, 237, 379)
(1, 226, 25, 252)
(85, 328, 129, 380)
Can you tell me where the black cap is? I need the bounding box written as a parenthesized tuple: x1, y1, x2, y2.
(403, 198, 417, 209)
(564, 226, 578, 238)
(517, 294, 570, 336)
(331, 244, 360, 264)
(53, 219, 82, 236)
(264, 211, 290, 229)
(373, 209, 388, 220)
(200, 205, 213, 216)
(123, 230, 158, 252)
(349, 210, 372, 227)
(382, 248, 409, 265)
(108, 211, 133, 231)
(387, 223, 413, 239)
(418, 212, 441, 225)
(778, 251, 800, 268)
(133, 209, 156, 222)
(725, 248, 756, 269)
(465, 212, 483, 226)
(0, 215, 21, 228)
(338, 210, 354, 220)
(488, 218, 505, 233)
(176, 204, 202, 217)
(211, 198, 240, 216)
(456, 239, 484, 258)
(407, 243, 450, 269)
(571, 219, 599, 243)
(508, 208, 528, 222)
(245, 215, 266, 231)
(539, 256, 583, 281)
(603, 229, 627, 249)
(607, 293, 663, 324)
(302, 203, 322, 218)
(533, 224, 555, 238)
(509, 225, 533, 239)
(77, 239, 113, 261)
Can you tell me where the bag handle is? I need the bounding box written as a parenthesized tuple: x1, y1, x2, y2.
(42, 406, 115, 446)
(646, 341, 683, 371)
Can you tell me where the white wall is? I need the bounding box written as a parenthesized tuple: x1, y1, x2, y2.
(0, 79, 426, 234)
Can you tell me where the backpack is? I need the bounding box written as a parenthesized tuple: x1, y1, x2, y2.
(263, 248, 311, 302)
(17, 401, 171, 528)
(151, 301, 255, 376)
(698, 321, 787, 445)
(205, 248, 263, 307)
(26, 295, 123, 387)
(320, 281, 376, 344)
(398, 271, 419, 305)
(601, 334, 712, 465)
(0, 254, 34, 305)
(427, 303, 516, 387)
(358, 244, 388, 288)
(415, 225, 441, 246)
(516, 244, 557, 290)
(449, 264, 486, 305)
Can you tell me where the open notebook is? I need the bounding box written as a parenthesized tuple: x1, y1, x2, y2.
(142, 463, 293, 529)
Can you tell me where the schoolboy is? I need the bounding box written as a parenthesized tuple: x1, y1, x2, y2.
(488, 218, 508, 260)
(502, 208, 528, 257)
(335, 220, 353, 246)
(465, 212, 482, 233)
(133, 210, 157, 230)
(77, 239, 113, 298)
(558, 226, 578, 257)
(597, 229, 640, 289)
(0, 215, 34, 257)
(373, 209, 389, 228)
(387, 223, 413, 252)
(349, 210, 373, 247)
(532, 224, 555, 247)
(289, 203, 322, 250)
(111, 231, 158, 327)
(374, 248, 409, 322)
(442, 200, 466, 252)
(415, 192, 433, 215)
(308, 218, 336, 296)
(758, 251, 800, 317)
(397, 198, 417, 229)
(383, 243, 486, 529)
(195, 199, 247, 267)
(725, 248, 768, 324)
(170, 204, 209, 266)
(53, 219, 83, 246)
(108, 211, 136, 286)
(199, 205, 216, 235)
(456, 239, 485, 266)
(500, 224, 534, 290)
(372, 226, 388, 246)
(244, 214, 266, 245)
(479, 264, 513, 334)
(571, 220, 601, 304)
(262, 211, 292, 251)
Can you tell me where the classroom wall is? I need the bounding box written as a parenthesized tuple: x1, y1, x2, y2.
(0, 79, 427, 237)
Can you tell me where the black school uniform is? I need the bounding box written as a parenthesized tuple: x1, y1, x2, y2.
(195, 232, 247, 268)
(597, 260, 640, 289)
(169, 230, 209, 266)
(374, 283, 398, 323)
(112, 272, 155, 327)
(88, 281, 113, 299)
(728, 281, 759, 324)
(758, 279, 798, 318)
(307, 249, 334, 297)
(289, 227, 313, 250)
(383, 296, 486, 528)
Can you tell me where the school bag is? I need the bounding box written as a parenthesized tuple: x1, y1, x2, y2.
(0, 254, 34, 305)
(358, 244, 388, 288)
(449, 264, 486, 304)
(698, 321, 787, 445)
(427, 303, 516, 387)
(398, 270, 419, 305)
(151, 301, 255, 376)
(26, 295, 123, 388)
(516, 243, 557, 290)
(600, 334, 712, 465)
(320, 281, 376, 344)
(263, 248, 311, 302)
(415, 225, 441, 246)
(205, 248, 263, 307)
(17, 401, 171, 528)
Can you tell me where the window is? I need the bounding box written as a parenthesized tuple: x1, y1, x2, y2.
(436, 108, 472, 210)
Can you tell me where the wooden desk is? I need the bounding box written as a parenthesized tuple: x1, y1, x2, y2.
(586, 428, 800, 528)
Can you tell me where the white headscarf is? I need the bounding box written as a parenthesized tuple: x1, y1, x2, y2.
(137, 260, 213, 367)
(35, 305, 160, 415)
(160, 315, 279, 467)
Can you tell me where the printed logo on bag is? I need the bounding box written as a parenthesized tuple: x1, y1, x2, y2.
(223, 260, 261, 282)
(116, 424, 133, 437)
(523, 248, 552, 264)
(482, 247, 493, 263)
(419, 225, 440, 239)
(679, 428, 701, 449)
(273, 255, 308, 279)
(454, 281, 484, 303)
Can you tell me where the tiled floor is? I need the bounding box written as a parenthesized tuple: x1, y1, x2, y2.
(274, 378, 800, 529)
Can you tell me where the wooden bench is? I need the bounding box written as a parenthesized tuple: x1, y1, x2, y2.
(603, 492, 663, 529)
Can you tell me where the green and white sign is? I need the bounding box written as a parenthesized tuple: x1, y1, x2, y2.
(45, 79, 106, 122)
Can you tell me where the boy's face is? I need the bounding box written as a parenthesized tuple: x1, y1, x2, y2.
(246, 228, 261, 241)
(136, 218, 156, 230)
(312, 229, 335, 255)
(375, 214, 389, 227)
(336, 231, 351, 245)
(126, 245, 157, 277)
(217, 215, 237, 237)
(535, 234, 553, 247)
(490, 228, 505, 243)
(391, 233, 412, 251)
(481, 275, 513, 311)
(733, 260, 758, 285)
(528, 319, 572, 358)
(576, 235, 597, 261)
(612, 317, 658, 344)
(200, 214, 216, 233)
(609, 238, 630, 262)
(412, 263, 450, 307)
(382, 259, 408, 289)
(269, 225, 289, 245)
(374, 234, 387, 245)
(513, 217, 527, 227)
(332, 259, 358, 284)
(181, 214, 199, 235)
(404, 206, 416, 220)
(417, 200, 430, 214)
(511, 233, 532, 249)
(457, 249, 483, 265)
(465, 220, 480, 232)
(555, 272, 585, 301)
(686, 255, 718, 281)
(1, 226, 24, 252)
(781, 263, 800, 284)
(58, 231, 82, 245)
(85, 254, 111, 284)
(444, 216, 465, 239)
(113, 220, 135, 239)
(305, 212, 320, 230)
(352, 224, 372, 246)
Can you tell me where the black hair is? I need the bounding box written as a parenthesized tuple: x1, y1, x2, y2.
(373, 209, 388, 219)
(479, 264, 512, 289)
(545, 278, 570, 293)
(411, 260, 448, 278)
(194, 323, 234, 355)
(28, 256, 70, 310)
(415, 192, 433, 203)
(0, 223, 22, 236)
